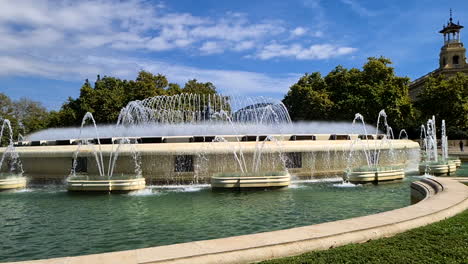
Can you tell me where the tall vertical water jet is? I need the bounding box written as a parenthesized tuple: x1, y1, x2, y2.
(418, 117, 457, 175)
(0, 119, 26, 190)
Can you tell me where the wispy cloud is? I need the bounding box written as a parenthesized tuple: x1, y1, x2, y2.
(341, 0, 377, 17)
(257, 43, 357, 60)
(291, 27, 308, 37)
(0, 0, 356, 102)
(0, 53, 299, 97)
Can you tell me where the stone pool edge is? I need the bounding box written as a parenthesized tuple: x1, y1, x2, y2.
(5, 178, 468, 264)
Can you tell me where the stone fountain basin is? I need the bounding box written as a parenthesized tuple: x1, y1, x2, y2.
(0, 175, 27, 190)
(211, 172, 290, 189)
(348, 167, 405, 184)
(419, 161, 457, 176)
(448, 157, 462, 168)
(66, 175, 145, 192)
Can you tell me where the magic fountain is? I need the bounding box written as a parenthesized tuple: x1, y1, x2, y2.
(6, 94, 419, 191)
(3, 94, 468, 264)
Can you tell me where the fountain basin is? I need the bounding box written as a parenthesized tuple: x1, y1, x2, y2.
(66, 175, 145, 192)
(211, 172, 290, 189)
(0, 175, 26, 190)
(449, 157, 462, 168)
(418, 161, 457, 176)
(347, 167, 405, 184)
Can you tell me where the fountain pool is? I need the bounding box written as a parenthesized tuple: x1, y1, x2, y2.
(0, 94, 437, 263)
(1, 178, 421, 263)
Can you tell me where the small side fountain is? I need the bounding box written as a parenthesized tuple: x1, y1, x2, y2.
(345, 110, 405, 184)
(66, 113, 145, 192)
(0, 119, 26, 190)
(418, 117, 458, 176)
(210, 136, 290, 189)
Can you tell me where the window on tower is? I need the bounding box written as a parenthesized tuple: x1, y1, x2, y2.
(442, 57, 446, 66)
(453, 55, 460, 65)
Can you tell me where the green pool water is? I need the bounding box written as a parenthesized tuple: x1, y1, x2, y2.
(454, 162, 468, 176)
(0, 177, 421, 262)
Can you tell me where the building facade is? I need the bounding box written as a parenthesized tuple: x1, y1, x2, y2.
(409, 11, 468, 100)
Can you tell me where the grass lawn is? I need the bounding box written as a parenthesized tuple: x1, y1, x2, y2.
(260, 209, 468, 264)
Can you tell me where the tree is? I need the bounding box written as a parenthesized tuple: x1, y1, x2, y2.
(283, 57, 415, 132)
(13, 98, 49, 135)
(0, 93, 50, 143)
(183, 79, 217, 95)
(42, 71, 221, 128)
(416, 73, 468, 138)
(126, 71, 168, 101)
(283, 73, 334, 120)
(166, 83, 182, 95)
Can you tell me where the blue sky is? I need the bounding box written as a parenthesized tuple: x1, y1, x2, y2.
(0, 0, 467, 110)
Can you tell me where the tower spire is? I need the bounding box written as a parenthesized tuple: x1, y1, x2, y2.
(449, 8, 453, 23)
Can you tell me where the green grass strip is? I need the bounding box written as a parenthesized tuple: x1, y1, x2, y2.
(260, 209, 468, 264)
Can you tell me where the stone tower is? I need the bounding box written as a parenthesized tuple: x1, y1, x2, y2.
(409, 10, 468, 100)
(439, 9, 466, 69)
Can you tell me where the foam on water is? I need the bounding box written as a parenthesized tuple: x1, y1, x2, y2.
(332, 182, 362, 188)
(12, 188, 33, 193)
(150, 184, 210, 192)
(127, 188, 160, 196)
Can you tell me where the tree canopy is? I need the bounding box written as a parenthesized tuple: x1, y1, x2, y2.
(283, 57, 415, 132)
(416, 73, 468, 139)
(48, 71, 219, 126)
(1, 58, 467, 140)
(0, 93, 49, 144)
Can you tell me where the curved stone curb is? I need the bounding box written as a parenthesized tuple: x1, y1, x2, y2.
(5, 178, 468, 264)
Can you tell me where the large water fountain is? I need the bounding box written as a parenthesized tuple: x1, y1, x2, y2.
(16, 94, 418, 188)
(2, 94, 467, 263)
(0, 119, 26, 190)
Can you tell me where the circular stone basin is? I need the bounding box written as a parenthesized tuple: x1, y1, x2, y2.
(66, 175, 145, 192)
(0, 175, 26, 190)
(448, 157, 462, 168)
(347, 166, 405, 184)
(418, 160, 457, 176)
(211, 172, 290, 189)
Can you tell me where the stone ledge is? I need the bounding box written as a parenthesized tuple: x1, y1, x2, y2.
(5, 178, 468, 264)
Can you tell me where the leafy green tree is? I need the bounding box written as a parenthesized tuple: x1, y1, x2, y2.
(0, 93, 49, 142)
(42, 72, 221, 128)
(283, 73, 334, 120)
(126, 71, 168, 101)
(13, 98, 49, 135)
(92, 76, 127, 123)
(183, 79, 217, 95)
(166, 83, 183, 95)
(416, 73, 468, 138)
(283, 57, 415, 131)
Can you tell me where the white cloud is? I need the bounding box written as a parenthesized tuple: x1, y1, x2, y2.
(257, 43, 357, 60)
(199, 41, 224, 54)
(341, 0, 377, 17)
(0, 0, 356, 101)
(0, 54, 298, 97)
(291, 27, 308, 37)
(0, 0, 293, 57)
(234, 41, 256, 51)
